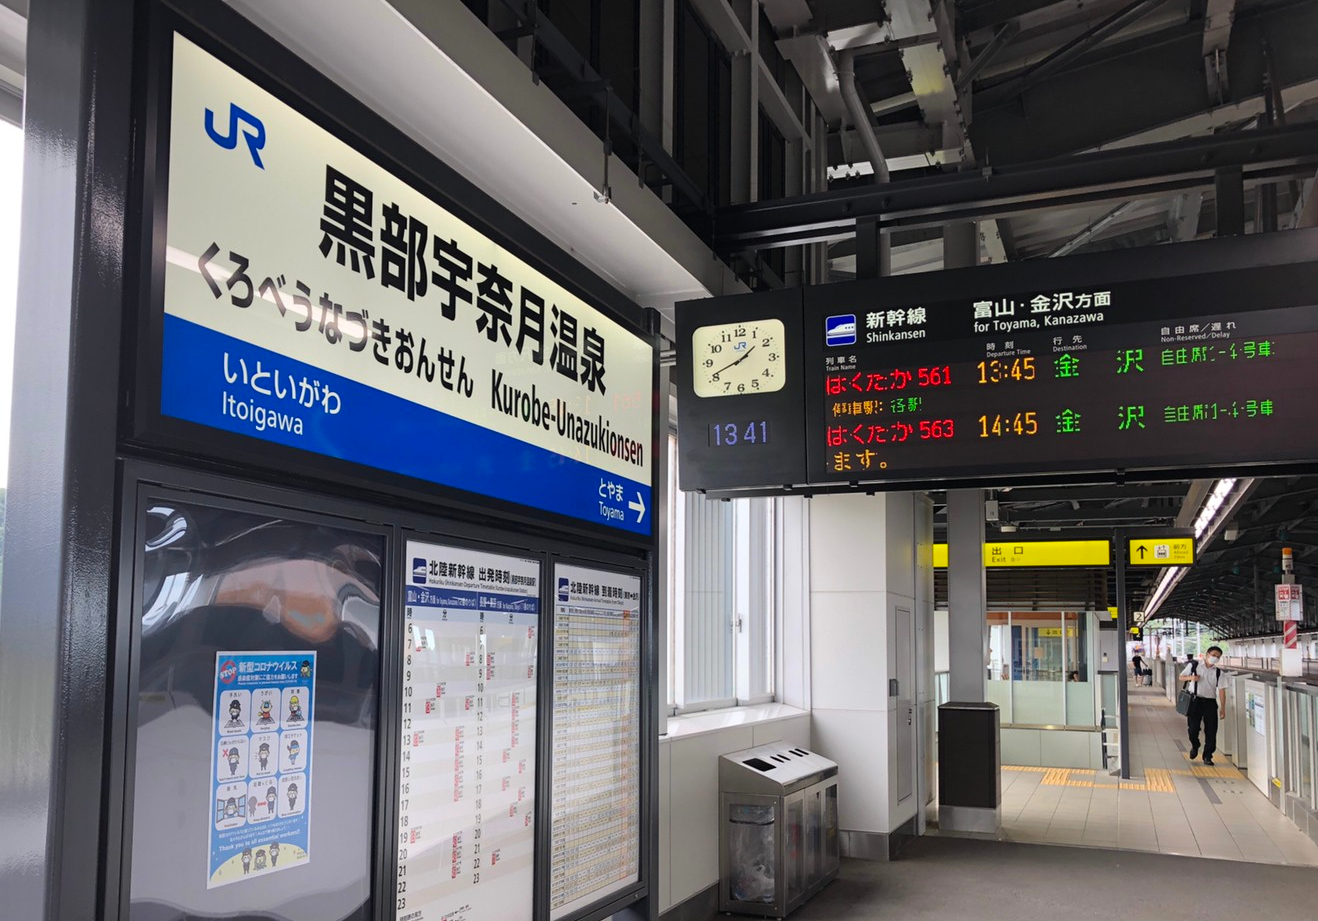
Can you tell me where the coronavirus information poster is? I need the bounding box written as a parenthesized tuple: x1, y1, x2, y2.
(208, 651, 316, 888)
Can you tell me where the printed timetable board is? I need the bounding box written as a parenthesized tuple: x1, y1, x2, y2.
(805, 258, 1318, 488)
(396, 541, 540, 921)
(549, 565, 643, 920)
(145, 31, 655, 536)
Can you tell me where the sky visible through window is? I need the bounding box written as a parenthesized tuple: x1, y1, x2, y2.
(0, 120, 21, 486)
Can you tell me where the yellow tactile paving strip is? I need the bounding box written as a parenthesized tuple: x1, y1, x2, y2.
(1003, 761, 1240, 794)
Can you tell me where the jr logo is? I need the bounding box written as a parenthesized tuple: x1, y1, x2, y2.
(205, 103, 266, 169)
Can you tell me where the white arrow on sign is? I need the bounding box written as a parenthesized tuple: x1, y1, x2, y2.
(628, 492, 646, 523)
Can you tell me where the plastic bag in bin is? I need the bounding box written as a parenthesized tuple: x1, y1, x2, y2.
(728, 804, 776, 903)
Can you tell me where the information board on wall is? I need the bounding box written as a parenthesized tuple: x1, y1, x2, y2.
(208, 651, 316, 889)
(156, 34, 654, 535)
(806, 263, 1318, 486)
(550, 565, 643, 920)
(396, 541, 540, 921)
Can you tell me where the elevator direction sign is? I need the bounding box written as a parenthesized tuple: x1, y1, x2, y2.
(1128, 537, 1195, 566)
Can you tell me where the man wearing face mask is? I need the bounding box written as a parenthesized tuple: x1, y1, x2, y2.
(1178, 645, 1226, 765)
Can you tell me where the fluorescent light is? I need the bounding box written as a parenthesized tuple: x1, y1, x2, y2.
(1193, 477, 1237, 538)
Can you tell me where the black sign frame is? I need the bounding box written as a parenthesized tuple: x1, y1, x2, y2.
(124, 0, 661, 549)
(680, 229, 1318, 497)
(674, 288, 809, 492)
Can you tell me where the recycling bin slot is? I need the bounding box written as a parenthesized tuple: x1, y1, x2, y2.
(719, 744, 839, 918)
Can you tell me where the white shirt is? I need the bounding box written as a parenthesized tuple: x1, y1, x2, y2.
(1181, 660, 1224, 699)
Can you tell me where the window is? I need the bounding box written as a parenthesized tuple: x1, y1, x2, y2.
(674, 0, 733, 212)
(533, 1, 643, 174)
(666, 435, 775, 713)
(758, 107, 787, 282)
(987, 610, 1098, 727)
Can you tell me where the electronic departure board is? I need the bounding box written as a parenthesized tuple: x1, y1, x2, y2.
(805, 257, 1318, 488)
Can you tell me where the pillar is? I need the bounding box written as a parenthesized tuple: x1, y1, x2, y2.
(808, 492, 934, 859)
(946, 489, 988, 702)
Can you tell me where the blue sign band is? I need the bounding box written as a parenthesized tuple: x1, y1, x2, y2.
(162, 315, 652, 534)
(405, 585, 540, 613)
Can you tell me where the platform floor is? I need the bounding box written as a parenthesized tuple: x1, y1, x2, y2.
(788, 837, 1316, 921)
(982, 685, 1318, 865)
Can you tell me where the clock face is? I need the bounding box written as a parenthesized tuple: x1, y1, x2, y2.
(691, 319, 787, 398)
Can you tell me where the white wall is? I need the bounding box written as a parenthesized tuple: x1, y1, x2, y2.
(807, 493, 930, 846)
(657, 710, 810, 912)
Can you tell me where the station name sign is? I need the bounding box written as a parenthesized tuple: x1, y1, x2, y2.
(153, 34, 654, 534)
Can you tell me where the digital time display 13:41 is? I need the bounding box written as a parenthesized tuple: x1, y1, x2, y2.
(708, 421, 770, 447)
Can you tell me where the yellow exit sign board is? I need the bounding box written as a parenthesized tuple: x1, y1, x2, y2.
(1128, 537, 1195, 566)
(932, 540, 1110, 568)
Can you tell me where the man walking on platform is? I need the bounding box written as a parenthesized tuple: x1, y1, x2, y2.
(1178, 645, 1226, 765)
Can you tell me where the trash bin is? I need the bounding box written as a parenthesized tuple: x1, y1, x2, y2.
(718, 744, 839, 918)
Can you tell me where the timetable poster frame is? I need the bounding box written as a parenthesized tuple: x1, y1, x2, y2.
(393, 538, 544, 921)
(544, 560, 650, 921)
(127, 0, 659, 549)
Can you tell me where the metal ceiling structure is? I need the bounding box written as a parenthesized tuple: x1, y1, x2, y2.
(4, 0, 1316, 638)
(752, 0, 1318, 275)
(0, 0, 24, 126)
(1149, 476, 1318, 637)
(928, 476, 1318, 639)
(756, 0, 1318, 635)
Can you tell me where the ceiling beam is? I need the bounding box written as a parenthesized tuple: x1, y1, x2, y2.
(715, 122, 1318, 249)
(956, 21, 1020, 95)
(975, 0, 1172, 111)
(998, 484, 1189, 502)
(1005, 505, 1179, 523)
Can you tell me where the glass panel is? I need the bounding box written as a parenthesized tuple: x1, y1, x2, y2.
(1300, 693, 1313, 803)
(129, 499, 382, 921)
(986, 612, 1011, 718)
(727, 803, 776, 905)
(680, 488, 735, 707)
(1011, 612, 1064, 724)
(1065, 612, 1096, 726)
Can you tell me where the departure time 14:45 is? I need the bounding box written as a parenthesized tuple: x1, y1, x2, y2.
(978, 412, 1039, 437)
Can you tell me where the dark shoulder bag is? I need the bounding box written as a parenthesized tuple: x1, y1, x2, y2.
(1175, 661, 1198, 715)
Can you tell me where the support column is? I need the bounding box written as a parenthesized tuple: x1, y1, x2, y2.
(0, 1, 134, 920)
(946, 489, 988, 702)
(943, 221, 978, 270)
(1215, 166, 1245, 236)
(944, 222, 986, 706)
(855, 218, 891, 279)
(808, 493, 931, 859)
